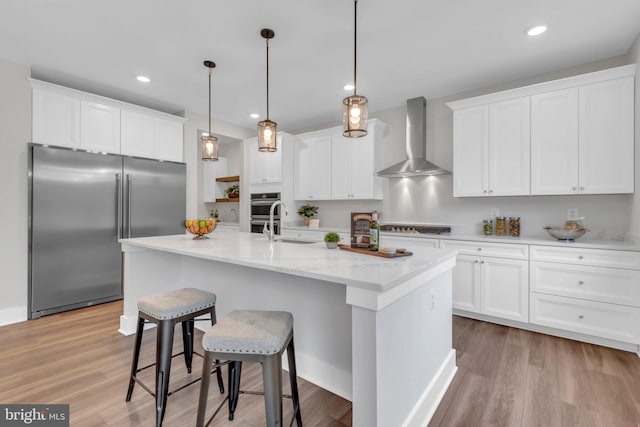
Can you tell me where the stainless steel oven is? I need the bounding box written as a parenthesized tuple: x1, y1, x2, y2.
(250, 192, 281, 234)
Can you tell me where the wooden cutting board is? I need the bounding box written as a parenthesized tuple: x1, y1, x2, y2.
(338, 244, 413, 258)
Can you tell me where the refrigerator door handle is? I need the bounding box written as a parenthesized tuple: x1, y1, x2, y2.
(126, 173, 132, 238)
(116, 173, 122, 240)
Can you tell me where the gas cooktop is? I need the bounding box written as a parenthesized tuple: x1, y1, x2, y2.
(380, 224, 452, 235)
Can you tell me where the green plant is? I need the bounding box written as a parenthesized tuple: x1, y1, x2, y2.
(324, 232, 340, 243)
(297, 204, 318, 218)
(225, 184, 239, 196)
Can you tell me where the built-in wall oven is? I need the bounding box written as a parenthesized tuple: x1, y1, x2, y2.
(250, 192, 281, 235)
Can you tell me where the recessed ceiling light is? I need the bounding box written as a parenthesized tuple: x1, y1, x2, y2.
(526, 25, 547, 37)
(344, 84, 355, 91)
(136, 75, 151, 83)
(250, 113, 259, 119)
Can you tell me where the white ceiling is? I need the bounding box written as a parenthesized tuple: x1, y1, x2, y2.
(1, 0, 639, 132)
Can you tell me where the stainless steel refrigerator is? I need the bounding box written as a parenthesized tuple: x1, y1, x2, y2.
(28, 144, 186, 319)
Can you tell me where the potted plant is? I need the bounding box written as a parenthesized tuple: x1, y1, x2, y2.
(297, 204, 319, 226)
(324, 232, 340, 249)
(225, 184, 239, 199)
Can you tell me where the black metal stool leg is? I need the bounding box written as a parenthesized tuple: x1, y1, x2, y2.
(262, 355, 283, 427)
(181, 319, 195, 373)
(228, 361, 242, 420)
(210, 306, 225, 394)
(155, 319, 175, 427)
(126, 316, 146, 402)
(287, 337, 303, 426)
(196, 350, 214, 427)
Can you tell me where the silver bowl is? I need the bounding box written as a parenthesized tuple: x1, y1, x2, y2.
(543, 227, 589, 241)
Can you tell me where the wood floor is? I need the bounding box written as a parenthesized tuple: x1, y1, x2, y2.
(1, 302, 639, 426)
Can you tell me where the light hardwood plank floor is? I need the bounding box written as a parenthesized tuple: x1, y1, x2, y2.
(2, 302, 639, 426)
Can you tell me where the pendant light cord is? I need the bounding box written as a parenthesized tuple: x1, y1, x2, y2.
(208, 67, 212, 134)
(353, 0, 358, 96)
(266, 37, 270, 120)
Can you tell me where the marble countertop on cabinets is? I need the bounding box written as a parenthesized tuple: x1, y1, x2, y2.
(120, 232, 457, 292)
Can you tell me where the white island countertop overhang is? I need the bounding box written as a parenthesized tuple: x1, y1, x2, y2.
(119, 232, 458, 427)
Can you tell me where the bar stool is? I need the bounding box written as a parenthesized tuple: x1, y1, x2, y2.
(196, 310, 303, 427)
(125, 288, 225, 427)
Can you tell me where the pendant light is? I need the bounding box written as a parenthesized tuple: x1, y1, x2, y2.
(258, 28, 277, 152)
(201, 60, 219, 161)
(343, 0, 368, 138)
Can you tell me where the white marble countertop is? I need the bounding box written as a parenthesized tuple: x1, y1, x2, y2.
(120, 232, 457, 292)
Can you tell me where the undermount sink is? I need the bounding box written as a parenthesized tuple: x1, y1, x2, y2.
(274, 238, 318, 244)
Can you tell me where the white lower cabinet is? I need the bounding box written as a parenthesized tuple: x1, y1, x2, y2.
(280, 229, 323, 241)
(216, 224, 240, 232)
(530, 245, 640, 345)
(442, 240, 529, 322)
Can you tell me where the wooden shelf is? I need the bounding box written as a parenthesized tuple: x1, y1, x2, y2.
(216, 175, 240, 182)
(215, 198, 240, 203)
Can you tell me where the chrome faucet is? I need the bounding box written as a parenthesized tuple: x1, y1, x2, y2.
(263, 200, 288, 241)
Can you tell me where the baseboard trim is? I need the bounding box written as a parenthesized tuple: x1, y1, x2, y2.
(403, 349, 458, 427)
(118, 314, 156, 336)
(0, 306, 28, 327)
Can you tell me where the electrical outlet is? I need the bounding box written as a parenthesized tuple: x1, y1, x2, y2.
(567, 208, 578, 220)
(490, 208, 500, 218)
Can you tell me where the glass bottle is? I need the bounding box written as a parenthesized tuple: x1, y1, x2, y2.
(509, 217, 521, 237)
(483, 219, 493, 235)
(369, 212, 380, 251)
(495, 217, 507, 236)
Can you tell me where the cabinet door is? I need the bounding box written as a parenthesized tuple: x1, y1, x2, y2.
(80, 101, 121, 153)
(481, 257, 529, 322)
(32, 88, 80, 148)
(451, 255, 481, 312)
(294, 135, 331, 200)
(249, 137, 283, 185)
(331, 133, 380, 199)
(453, 105, 489, 197)
(578, 77, 634, 194)
(489, 97, 530, 196)
(531, 89, 579, 195)
(121, 109, 155, 158)
(155, 119, 183, 162)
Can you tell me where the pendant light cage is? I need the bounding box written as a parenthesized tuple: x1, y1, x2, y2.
(343, 0, 368, 138)
(201, 60, 219, 161)
(258, 28, 278, 152)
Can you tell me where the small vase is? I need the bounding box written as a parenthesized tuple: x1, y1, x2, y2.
(303, 217, 311, 226)
(326, 241, 338, 249)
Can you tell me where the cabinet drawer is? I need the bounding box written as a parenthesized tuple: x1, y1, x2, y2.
(281, 230, 322, 241)
(531, 261, 640, 307)
(530, 292, 640, 344)
(530, 245, 640, 269)
(382, 236, 439, 249)
(441, 240, 528, 259)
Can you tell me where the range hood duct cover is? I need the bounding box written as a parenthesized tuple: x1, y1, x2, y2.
(375, 97, 450, 177)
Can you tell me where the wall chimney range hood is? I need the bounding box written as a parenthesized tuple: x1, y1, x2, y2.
(375, 97, 450, 177)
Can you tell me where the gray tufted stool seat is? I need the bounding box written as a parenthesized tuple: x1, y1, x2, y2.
(126, 288, 224, 427)
(196, 310, 303, 427)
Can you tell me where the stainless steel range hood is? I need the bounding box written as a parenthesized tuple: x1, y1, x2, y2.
(375, 97, 450, 177)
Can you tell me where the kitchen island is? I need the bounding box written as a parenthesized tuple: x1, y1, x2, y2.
(119, 232, 457, 427)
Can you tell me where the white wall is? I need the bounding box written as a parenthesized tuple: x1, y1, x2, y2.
(0, 58, 31, 323)
(627, 32, 640, 240)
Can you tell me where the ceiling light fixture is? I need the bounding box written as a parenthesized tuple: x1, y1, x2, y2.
(526, 25, 547, 36)
(201, 60, 219, 161)
(250, 113, 259, 119)
(344, 84, 355, 91)
(136, 75, 150, 83)
(257, 28, 277, 152)
(343, 0, 368, 138)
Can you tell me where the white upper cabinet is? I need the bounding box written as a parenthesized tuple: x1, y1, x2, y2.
(294, 134, 332, 200)
(247, 137, 283, 185)
(294, 119, 385, 201)
(578, 77, 634, 194)
(31, 80, 184, 161)
(32, 87, 81, 148)
(452, 97, 529, 197)
(449, 64, 635, 197)
(531, 88, 579, 195)
(80, 101, 121, 153)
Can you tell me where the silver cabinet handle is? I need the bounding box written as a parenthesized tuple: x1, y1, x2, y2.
(477, 247, 482, 251)
(116, 173, 122, 240)
(578, 255, 584, 260)
(480, 260, 485, 264)
(475, 260, 479, 264)
(488, 190, 493, 193)
(580, 187, 585, 191)
(483, 190, 488, 194)
(578, 315, 584, 319)
(578, 280, 584, 285)
(572, 187, 577, 191)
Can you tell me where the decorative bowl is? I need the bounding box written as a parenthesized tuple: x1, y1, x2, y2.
(543, 226, 589, 241)
(185, 219, 217, 240)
